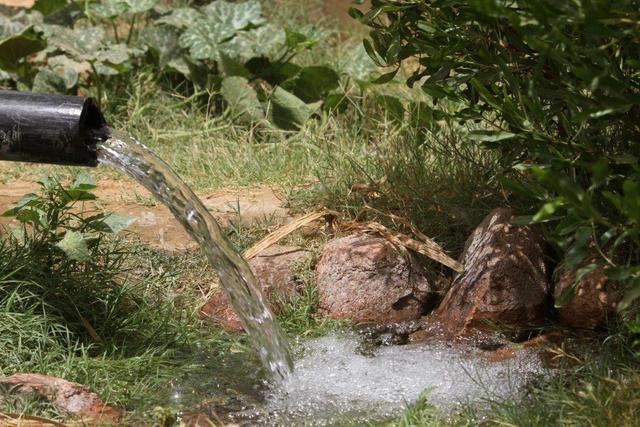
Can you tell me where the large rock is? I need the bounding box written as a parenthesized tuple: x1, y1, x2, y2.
(431, 208, 550, 336)
(0, 373, 120, 423)
(200, 245, 309, 332)
(315, 232, 436, 323)
(554, 259, 617, 329)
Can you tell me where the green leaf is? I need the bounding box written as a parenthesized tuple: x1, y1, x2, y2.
(619, 278, 640, 311)
(179, 0, 266, 60)
(0, 26, 46, 72)
(532, 198, 565, 222)
(281, 65, 340, 103)
(469, 130, 517, 142)
(97, 43, 131, 65)
(72, 172, 96, 190)
(220, 76, 264, 123)
(47, 55, 89, 89)
(375, 95, 404, 123)
(220, 24, 285, 61)
(32, 68, 66, 93)
(285, 29, 311, 49)
(156, 7, 201, 28)
(268, 86, 320, 130)
(1, 193, 39, 216)
(56, 230, 91, 262)
(45, 25, 104, 60)
(218, 51, 251, 78)
(139, 26, 182, 69)
(32, 0, 68, 16)
(101, 212, 135, 233)
(16, 208, 47, 228)
(341, 44, 377, 81)
(89, 0, 129, 19)
(125, 0, 157, 14)
(202, 0, 265, 32)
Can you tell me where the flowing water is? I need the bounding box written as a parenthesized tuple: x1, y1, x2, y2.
(97, 130, 293, 379)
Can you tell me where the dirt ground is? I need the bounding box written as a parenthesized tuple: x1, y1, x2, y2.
(0, 177, 290, 251)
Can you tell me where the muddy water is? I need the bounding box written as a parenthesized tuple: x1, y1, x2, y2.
(97, 130, 293, 379)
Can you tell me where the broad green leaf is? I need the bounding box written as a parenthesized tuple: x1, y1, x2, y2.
(285, 29, 311, 49)
(139, 26, 182, 69)
(178, 19, 228, 60)
(45, 25, 104, 60)
(281, 65, 340, 103)
(218, 51, 251, 78)
(102, 212, 135, 233)
(89, 0, 129, 19)
(56, 230, 91, 262)
(1, 193, 39, 216)
(342, 44, 377, 81)
(97, 43, 130, 65)
(16, 208, 47, 228)
(32, 0, 68, 16)
(375, 95, 404, 123)
(156, 7, 201, 28)
(32, 68, 66, 93)
(179, 0, 266, 60)
(220, 24, 285, 61)
(72, 172, 96, 190)
(47, 55, 89, 89)
(0, 26, 46, 72)
(220, 76, 264, 123)
(125, 0, 157, 14)
(268, 86, 320, 130)
(202, 0, 265, 32)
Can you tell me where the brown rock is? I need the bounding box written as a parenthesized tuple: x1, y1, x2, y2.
(315, 232, 436, 323)
(554, 260, 617, 329)
(432, 208, 550, 336)
(200, 245, 309, 332)
(0, 373, 120, 423)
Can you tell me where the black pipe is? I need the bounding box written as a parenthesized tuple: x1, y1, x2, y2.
(0, 91, 107, 166)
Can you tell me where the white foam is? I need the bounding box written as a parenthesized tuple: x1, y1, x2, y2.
(254, 332, 546, 425)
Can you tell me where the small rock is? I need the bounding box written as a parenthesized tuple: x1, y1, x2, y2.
(315, 232, 436, 323)
(554, 259, 617, 329)
(200, 245, 309, 332)
(431, 208, 550, 337)
(0, 373, 120, 423)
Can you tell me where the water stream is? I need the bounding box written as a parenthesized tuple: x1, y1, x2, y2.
(97, 130, 293, 379)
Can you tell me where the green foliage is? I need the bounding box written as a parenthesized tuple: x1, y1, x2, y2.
(356, 0, 640, 312)
(0, 0, 378, 130)
(0, 176, 235, 414)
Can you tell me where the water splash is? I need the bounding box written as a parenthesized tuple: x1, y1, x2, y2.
(97, 130, 293, 379)
(243, 332, 547, 425)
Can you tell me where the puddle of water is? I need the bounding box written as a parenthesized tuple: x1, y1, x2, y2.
(174, 332, 547, 426)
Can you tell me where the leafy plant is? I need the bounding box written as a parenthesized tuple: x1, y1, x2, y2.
(355, 0, 640, 314)
(0, 0, 378, 130)
(2, 173, 133, 263)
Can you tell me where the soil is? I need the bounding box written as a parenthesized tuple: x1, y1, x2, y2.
(0, 177, 290, 251)
(0, 0, 33, 7)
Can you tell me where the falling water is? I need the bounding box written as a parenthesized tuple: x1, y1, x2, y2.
(97, 130, 293, 379)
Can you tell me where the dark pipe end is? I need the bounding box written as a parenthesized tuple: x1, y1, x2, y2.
(0, 91, 109, 167)
(78, 97, 108, 166)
